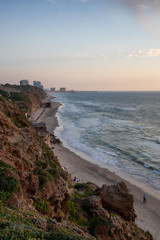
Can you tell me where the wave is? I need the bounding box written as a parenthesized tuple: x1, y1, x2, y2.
(54, 91, 160, 193)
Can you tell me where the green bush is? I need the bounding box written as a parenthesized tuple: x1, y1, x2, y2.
(47, 168, 58, 177)
(33, 167, 52, 186)
(74, 183, 87, 191)
(67, 201, 84, 226)
(74, 183, 92, 197)
(33, 199, 49, 214)
(10, 92, 30, 104)
(0, 90, 9, 98)
(0, 160, 19, 202)
(35, 160, 48, 169)
(145, 231, 153, 240)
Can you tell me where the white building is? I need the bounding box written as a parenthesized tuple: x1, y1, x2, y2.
(20, 80, 29, 86)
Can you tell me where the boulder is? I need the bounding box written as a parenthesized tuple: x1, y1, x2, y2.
(85, 195, 109, 220)
(94, 182, 136, 221)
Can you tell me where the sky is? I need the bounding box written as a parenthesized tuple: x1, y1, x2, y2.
(0, 0, 160, 91)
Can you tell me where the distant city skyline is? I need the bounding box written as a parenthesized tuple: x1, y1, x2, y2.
(0, 0, 160, 91)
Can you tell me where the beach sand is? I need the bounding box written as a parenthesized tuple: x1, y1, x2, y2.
(32, 96, 160, 240)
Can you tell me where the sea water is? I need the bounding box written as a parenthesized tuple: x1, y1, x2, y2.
(53, 91, 160, 193)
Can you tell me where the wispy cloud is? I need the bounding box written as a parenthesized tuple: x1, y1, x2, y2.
(127, 48, 160, 58)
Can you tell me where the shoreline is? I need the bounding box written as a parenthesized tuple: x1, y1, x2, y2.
(32, 92, 160, 240)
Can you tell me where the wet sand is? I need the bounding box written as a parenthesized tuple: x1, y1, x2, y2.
(32, 94, 160, 240)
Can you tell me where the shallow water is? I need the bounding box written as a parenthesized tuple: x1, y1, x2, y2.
(53, 91, 160, 193)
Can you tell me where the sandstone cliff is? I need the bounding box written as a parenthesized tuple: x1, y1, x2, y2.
(0, 88, 153, 240)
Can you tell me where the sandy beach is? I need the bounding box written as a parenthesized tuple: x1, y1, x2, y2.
(31, 95, 160, 240)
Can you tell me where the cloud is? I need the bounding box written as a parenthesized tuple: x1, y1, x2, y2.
(118, 0, 160, 12)
(117, 0, 160, 34)
(127, 48, 160, 58)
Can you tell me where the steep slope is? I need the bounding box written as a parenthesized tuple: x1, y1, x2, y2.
(0, 91, 153, 240)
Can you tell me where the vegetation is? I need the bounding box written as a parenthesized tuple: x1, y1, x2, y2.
(67, 201, 84, 226)
(145, 231, 153, 240)
(33, 167, 52, 187)
(73, 183, 93, 198)
(33, 198, 49, 214)
(87, 215, 110, 237)
(0, 204, 87, 240)
(0, 160, 19, 203)
(35, 160, 48, 169)
(0, 89, 9, 98)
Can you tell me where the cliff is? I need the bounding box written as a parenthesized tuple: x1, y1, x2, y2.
(0, 87, 153, 240)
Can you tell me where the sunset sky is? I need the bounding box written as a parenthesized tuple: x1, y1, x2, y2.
(0, 0, 160, 90)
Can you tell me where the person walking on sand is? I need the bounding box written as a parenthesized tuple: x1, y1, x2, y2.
(143, 194, 147, 204)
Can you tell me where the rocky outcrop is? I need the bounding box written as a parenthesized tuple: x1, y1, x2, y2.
(94, 181, 136, 221)
(71, 182, 152, 240)
(85, 195, 110, 220)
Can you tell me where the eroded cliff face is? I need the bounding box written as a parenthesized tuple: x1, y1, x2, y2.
(0, 92, 153, 240)
(25, 87, 45, 115)
(0, 96, 70, 219)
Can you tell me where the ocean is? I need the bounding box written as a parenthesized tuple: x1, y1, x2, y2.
(53, 91, 160, 193)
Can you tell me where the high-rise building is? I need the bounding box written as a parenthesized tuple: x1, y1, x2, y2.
(33, 81, 43, 89)
(60, 87, 66, 92)
(50, 88, 57, 92)
(20, 80, 29, 86)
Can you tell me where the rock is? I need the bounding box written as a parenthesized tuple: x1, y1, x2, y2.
(34, 217, 47, 230)
(47, 219, 57, 231)
(94, 182, 136, 221)
(26, 173, 39, 194)
(85, 195, 109, 220)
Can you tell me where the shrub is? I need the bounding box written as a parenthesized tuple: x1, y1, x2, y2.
(74, 183, 92, 197)
(0, 160, 19, 202)
(0, 190, 11, 203)
(33, 167, 52, 187)
(47, 168, 58, 177)
(145, 231, 153, 240)
(33, 199, 49, 214)
(67, 201, 84, 226)
(35, 160, 48, 169)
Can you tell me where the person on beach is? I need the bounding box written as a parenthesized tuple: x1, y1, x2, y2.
(143, 194, 147, 203)
(73, 177, 77, 182)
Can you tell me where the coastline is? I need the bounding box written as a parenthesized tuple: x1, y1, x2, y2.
(32, 92, 160, 240)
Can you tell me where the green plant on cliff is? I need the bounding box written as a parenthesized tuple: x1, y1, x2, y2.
(67, 200, 84, 226)
(0, 160, 19, 202)
(33, 167, 52, 187)
(35, 160, 48, 169)
(0, 204, 87, 240)
(33, 198, 49, 214)
(145, 231, 153, 240)
(87, 215, 111, 237)
(73, 183, 92, 199)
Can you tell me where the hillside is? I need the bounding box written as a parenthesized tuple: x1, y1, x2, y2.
(0, 86, 153, 240)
